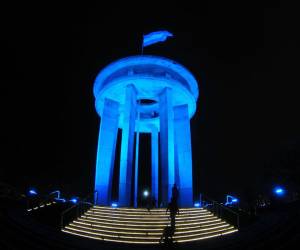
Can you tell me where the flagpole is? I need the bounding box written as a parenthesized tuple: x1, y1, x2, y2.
(141, 34, 144, 55)
(134, 100, 141, 208)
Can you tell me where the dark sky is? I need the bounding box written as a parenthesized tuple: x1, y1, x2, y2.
(1, 2, 299, 202)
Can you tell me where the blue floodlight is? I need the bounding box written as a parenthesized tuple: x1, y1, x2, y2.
(28, 189, 37, 195)
(111, 202, 118, 208)
(70, 198, 78, 204)
(194, 202, 200, 207)
(143, 190, 149, 197)
(225, 195, 239, 206)
(274, 187, 285, 196)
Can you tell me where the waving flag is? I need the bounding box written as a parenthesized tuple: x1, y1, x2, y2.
(143, 30, 173, 48)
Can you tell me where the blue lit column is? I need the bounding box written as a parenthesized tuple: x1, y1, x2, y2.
(119, 85, 137, 206)
(93, 55, 199, 208)
(159, 87, 175, 206)
(151, 126, 159, 207)
(95, 98, 120, 205)
(174, 104, 193, 207)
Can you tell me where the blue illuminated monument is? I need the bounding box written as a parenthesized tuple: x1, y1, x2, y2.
(93, 55, 199, 207)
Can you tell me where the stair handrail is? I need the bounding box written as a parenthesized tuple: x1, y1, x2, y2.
(40, 190, 60, 206)
(60, 190, 98, 229)
(201, 194, 240, 229)
(26, 190, 62, 211)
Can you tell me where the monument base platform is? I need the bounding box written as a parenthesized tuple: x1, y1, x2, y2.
(62, 206, 237, 244)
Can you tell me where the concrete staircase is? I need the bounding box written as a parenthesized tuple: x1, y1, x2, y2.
(62, 206, 238, 244)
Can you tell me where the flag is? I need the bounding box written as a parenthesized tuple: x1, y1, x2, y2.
(143, 30, 173, 48)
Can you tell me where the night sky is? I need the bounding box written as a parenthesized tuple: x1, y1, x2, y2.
(1, 2, 299, 202)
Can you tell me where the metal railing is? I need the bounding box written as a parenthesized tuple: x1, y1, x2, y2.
(60, 191, 98, 229)
(201, 194, 240, 229)
(26, 193, 55, 211)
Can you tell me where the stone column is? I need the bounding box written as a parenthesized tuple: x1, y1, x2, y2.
(174, 104, 193, 207)
(118, 85, 137, 206)
(159, 87, 175, 206)
(94, 98, 120, 205)
(151, 126, 159, 207)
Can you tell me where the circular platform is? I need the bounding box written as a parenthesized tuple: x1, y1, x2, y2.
(93, 55, 199, 132)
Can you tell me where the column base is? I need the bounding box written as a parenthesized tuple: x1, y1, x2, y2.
(178, 187, 193, 207)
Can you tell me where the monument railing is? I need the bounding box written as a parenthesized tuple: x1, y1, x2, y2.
(26, 191, 59, 211)
(201, 194, 240, 229)
(60, 190, 98, 229)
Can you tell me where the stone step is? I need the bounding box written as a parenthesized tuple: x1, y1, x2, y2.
(91, 206, 205, 214)
(73, 219, 228, 233)
(84, 210, 213, 221)
(69, 221, 232, 236)
(62, 206, 238, 244)
(62, 226, 237, 244)
(88, 209, 210, 217)
(80, 214, 219, 226)
(66, 223, 234, 239)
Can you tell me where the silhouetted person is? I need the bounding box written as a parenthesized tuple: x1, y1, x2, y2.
(159, 225, 175, 244)
(146, 194, 152, 212)
(151, 196, 157, 208)
(166, 198, 179, 229)
(172, 183, 179, 203)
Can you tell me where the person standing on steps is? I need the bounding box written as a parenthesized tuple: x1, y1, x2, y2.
(172, 183, 179, 203)
(166, 197, 179, 229)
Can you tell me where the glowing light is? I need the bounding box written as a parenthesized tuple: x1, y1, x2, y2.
(71, 222, 230, 236)
(111, 203, 118, 208)
(194, 202, 200, 207)
(80, 216, 220, 226)
(85, 211, 212, 221)
(28, 189, 37, 195)
(74, 220, 227, 233)
(70, 198, 78, 204)
(225, 195, 239, 206)
(143, 190, 149, 197)
(62, 206, 237, 244)
(92, 205, 204, 213)
(62, 224, 237, 244)
(88, 211, 210, 218)
(274, 187, 285, 196)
